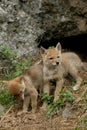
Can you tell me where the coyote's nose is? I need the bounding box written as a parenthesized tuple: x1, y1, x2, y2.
(56, 62, 59, 65)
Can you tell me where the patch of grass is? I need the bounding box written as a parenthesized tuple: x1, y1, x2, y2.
(46, 99, 64, 116)
(81, 80, 87, 86)
(6, 57, 31, 79)
(42, 93, 54, 104)
(0, 43, 16, 60)
(82, 117, 87, 124)
(0, 43, 32, 108)
(49, 46, 54, 49)
(42, 91, 75, 117)
(81, 91, 87, 106)
(0, 43, 31, 79)
(74, 117, 87, 130)
(0, 86, 14, 109)
(60, 90, 75, 102)
(74, 128, 80, 130)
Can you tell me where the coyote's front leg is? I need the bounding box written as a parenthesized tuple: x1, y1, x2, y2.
(54, 79, 63, 101)
(20, 95, 30, 114)
(41, 82, 50, 110)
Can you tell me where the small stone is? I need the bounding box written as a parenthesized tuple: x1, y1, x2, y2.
(0, 104, 5, 115)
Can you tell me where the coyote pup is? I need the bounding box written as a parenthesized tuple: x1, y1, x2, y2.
(3, 61, 43, 113)
(40, 43, 85, 109)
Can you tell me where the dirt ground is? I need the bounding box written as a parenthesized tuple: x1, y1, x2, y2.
(0, 64, 87, 130)
(0, 110, 78, 130)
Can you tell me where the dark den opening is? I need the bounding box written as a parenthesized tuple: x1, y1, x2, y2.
(38, 34, 87, 60)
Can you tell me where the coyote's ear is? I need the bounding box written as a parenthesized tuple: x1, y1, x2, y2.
(40, 46, 47, 54)
(56, 42, 62, 53)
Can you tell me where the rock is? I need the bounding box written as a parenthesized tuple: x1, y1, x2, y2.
(0, 0, 87, 56)
(62, 102, 72, 119)
(0, 104, 5, 115)
(0, 7, 7, 22)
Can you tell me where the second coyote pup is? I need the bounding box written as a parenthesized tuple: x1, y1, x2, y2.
(40, 43, 85, 109)
(3, 61, 43, 113)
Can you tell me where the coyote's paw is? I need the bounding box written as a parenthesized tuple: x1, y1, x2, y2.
(17, 110, 28, 116)
(73, 85, 79, 91)
(31, 109, 37, 114)
(40, 105, 47, 112)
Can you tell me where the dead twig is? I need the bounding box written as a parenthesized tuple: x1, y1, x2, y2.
(0, 105, 14, 123)
(71, 87, 87, 110)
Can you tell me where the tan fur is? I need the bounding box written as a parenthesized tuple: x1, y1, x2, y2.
(3, 76, 23, 95)
(3, 43, 85, 112)
(3, 61, 43, 113)
(40, 43, 84, 109)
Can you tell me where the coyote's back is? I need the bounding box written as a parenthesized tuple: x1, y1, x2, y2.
(40, 43, 85, 109)
(62, 52, 83, 75)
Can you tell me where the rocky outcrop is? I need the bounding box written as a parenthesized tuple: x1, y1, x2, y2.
(0, 0, 44, 56)
(0, 0, 87, 56)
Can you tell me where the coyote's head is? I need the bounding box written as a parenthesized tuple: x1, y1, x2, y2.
(40, 43, 62, 67)
(3, 77, 25, 100)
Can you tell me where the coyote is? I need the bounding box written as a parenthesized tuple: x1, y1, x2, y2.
(3, 43, 86, 112)
(40, 43, 85, 109)
(3, 61, 43, 114)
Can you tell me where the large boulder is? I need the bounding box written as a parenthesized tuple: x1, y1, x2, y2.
(0, 0, 87, 56)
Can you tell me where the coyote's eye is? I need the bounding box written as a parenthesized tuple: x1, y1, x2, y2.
(49, 57, 53, 60)
(57, 56, 60, 58)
